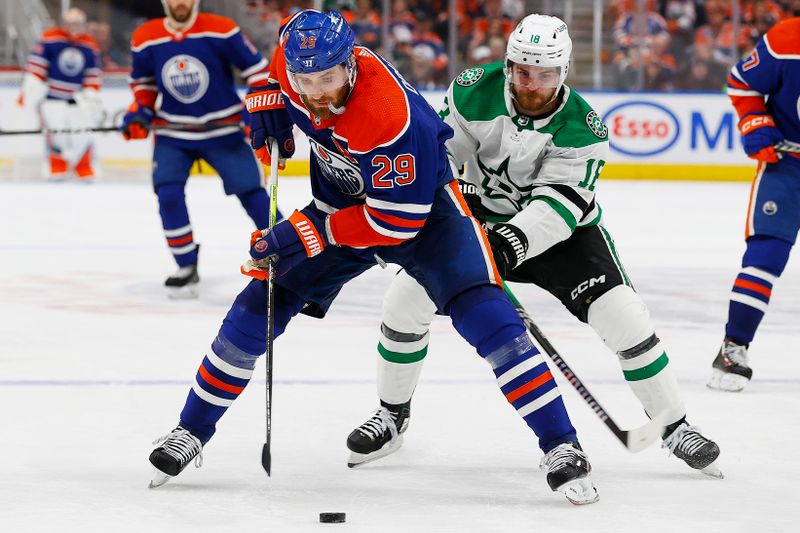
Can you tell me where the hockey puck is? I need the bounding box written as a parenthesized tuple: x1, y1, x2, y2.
(319, 512, 346, 523)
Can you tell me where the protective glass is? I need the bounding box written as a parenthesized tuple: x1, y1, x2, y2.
(288, 65, 350, 96)
(509, 63, 562, 90)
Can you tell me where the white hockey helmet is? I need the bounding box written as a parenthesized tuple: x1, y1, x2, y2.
(505, 14, 572, 93)
(161, 0, 200, 26)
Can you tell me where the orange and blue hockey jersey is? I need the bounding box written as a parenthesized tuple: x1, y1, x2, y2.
(266, 28, 454, 249)
(24, 28, 100, 100)
(129, 13, 269, 148)
(727, 17, 800, 153)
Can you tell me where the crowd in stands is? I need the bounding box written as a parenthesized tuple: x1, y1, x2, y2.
(240, 0, 524, 89)
(609, 0, 800, 91)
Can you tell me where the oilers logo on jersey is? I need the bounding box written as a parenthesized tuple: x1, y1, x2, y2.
(57, 47, 85, 77)
(161, 55, 209, 104)
(310, 139, 364, 196)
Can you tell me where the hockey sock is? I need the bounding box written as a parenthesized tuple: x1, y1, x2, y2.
(377, 323, 427, 405)
(448, 285, 577, 453)
(179, 281, 306, 442)
(236, 188, 282, 230)
(725, 235, 791, 344)
(156, 182, 197, 267)
(588, 285, 685, 425)
(377, 270, 436, 404)
(180, 333, 257, 443)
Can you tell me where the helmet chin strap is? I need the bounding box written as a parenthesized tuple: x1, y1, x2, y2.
(326, 61, 358, 116)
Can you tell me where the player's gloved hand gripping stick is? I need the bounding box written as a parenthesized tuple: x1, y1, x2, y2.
(739, 112, 784, 163)
(245, 84, 295, 169)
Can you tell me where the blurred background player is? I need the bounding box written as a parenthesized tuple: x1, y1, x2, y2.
(710, 17, 800, 392)
(148, 10, 598, 505)
(18, 7, 103, 182)
(121, 0, 280, 297)
(348, 13, 721, 478)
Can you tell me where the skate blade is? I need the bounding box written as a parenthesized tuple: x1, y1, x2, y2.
(707, 369, 748, 392)
(700, 461, 724, 479)
(556, 476, 600, 505)
(166, 284, 199, 300)
(347, 435, 404, 468)
(148, 469, 173, 489)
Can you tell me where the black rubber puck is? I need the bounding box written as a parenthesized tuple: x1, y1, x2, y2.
(319, 512, 346, 523)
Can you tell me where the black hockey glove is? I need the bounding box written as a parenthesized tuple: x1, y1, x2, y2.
(458, 180, 486, 227)
(487, 223, 528, 279)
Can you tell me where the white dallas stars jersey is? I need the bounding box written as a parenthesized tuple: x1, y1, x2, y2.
(440, 62, 609, 260)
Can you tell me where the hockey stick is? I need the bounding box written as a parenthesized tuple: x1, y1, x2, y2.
(0, 120, 244, 136)
(775, 140, 800, 154)
(502, 282, 668, 452)
(261, 141, 280, 476)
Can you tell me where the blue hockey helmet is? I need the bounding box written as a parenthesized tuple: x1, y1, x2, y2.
(283, 10, 355, 75)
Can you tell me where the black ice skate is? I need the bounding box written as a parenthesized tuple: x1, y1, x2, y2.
(708, 337, 752, 392)
(148, 425, 203, 488)
(165, 246, 200, 299)
(662, 422, 723, 478)
(346, 400, 410, 468)
(539, 442, 599, 505)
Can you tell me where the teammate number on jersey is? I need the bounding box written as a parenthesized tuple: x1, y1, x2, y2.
(371, 154, 416, 188)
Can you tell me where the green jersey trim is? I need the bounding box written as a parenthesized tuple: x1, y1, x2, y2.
(534, 92, 608, 149)
(527, 195, 577, 232)
(451, 62, 509, 123)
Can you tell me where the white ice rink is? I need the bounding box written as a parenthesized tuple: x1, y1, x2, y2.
(1, 177, 798, 532)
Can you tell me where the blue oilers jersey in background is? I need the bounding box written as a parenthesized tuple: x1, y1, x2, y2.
(270, 36, 454, 249)
(129, 13, 269, 148)
(727, 17, 800, 148)
(24, 28, 101, 100)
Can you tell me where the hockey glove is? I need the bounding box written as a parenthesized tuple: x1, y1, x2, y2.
(245, 83, 295, 169)
(739, 113, 784, 163)
(458, 179, 487, 227)
(487, 223, 529, 279)
(120, 102, 154, 140)
(241, 209, 330, 279)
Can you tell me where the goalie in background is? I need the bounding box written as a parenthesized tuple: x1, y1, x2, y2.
(17, 7, 103, 182)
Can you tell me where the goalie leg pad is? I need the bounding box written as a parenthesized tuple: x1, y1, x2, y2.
(377, 270, 436, 404)
(588, 285, 685, 425)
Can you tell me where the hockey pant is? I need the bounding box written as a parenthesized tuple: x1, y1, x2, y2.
(378, 269, 687, 427)
(40, 99, 99, 180)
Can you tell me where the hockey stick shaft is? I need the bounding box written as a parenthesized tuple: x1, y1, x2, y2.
(261, 142, 280, 476)
(0, 119, 243, 136)
(502, 282, 666, 452)
(775, 140, 800, 154)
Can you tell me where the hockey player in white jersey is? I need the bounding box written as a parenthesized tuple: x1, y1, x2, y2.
(347, 14, 723, 480)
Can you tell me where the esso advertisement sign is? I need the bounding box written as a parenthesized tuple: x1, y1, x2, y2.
(603, 101, 680, 156)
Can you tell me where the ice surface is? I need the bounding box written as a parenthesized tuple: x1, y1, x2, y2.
(1, 178, 798, 532)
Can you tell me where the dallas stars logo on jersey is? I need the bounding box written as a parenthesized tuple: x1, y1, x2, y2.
(477, 155, 535, 211)
(456, 67, 484, 87)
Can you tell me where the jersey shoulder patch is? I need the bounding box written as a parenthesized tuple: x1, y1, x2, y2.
(451, 62, 507, 122)
(190, 13, 238, 36)
(75, 34, 100, 52)
(335, 48, 410, 154)
(764, 18, 800, 58)
(538, 88, 608, 148)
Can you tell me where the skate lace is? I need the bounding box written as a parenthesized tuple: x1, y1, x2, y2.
(152, 427, 204, 469)
(662, 423, 707, 458)
(722, 342, 749, 366)
(539, 443, 587, 472)
(358, 408, 398, 441)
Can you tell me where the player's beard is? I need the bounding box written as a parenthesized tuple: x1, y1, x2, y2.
(511, 85, 558, 116)
(301, 85, 350, 120)
(167, 1, 194, 23)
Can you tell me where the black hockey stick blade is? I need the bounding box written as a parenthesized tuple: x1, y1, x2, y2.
(261, 442, 271, 475)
